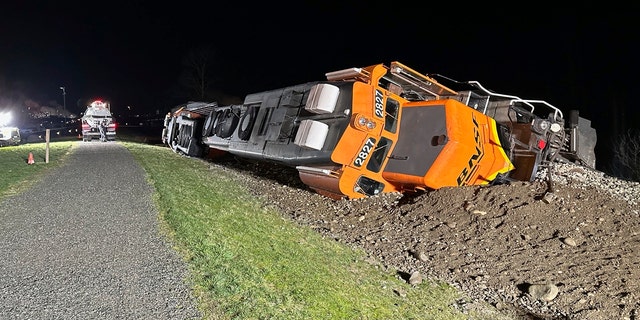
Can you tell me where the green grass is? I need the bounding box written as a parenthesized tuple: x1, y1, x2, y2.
(0, 141, 513, 319)
(0, 141, 75, 199)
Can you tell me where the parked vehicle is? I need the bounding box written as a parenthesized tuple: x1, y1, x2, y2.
(0, 126, 21, 147)
(81, 100, 116, 142)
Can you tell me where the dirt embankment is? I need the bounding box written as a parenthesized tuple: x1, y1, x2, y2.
(213, 158, 640, 320)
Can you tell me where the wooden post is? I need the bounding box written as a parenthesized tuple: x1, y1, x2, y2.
(45, 129, 50, 163)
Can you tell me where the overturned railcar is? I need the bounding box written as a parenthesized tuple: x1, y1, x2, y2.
(162, 61, 596, 199)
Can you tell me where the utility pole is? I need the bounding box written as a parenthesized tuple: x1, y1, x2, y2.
(59, 86, 66, 112)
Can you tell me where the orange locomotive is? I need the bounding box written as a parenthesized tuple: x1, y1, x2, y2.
(162, 61, 596, 199)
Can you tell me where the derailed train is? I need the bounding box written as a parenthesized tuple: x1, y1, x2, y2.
(161, 61, 597, 199)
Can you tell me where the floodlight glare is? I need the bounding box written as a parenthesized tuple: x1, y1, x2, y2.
(0, 111, 12, 127)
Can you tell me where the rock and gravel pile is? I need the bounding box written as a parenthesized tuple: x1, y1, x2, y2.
(212, 157, 639, 320)
(539, 162, 640, 207)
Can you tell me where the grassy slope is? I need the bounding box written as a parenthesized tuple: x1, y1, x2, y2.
(0, 141, 75, 199)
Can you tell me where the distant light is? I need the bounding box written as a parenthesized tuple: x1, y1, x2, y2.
(0, 112, 12, 126)
(90, 100, 105, 108)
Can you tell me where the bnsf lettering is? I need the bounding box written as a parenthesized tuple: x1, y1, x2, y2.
(456, 114, 485, 185)
(374, 90, 384, 118)
(354, 137, 376, 167)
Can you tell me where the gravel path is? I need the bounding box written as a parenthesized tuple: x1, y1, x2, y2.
(0, 142, 202, 319)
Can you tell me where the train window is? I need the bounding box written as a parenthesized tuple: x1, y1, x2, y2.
(366, 137, 392, 173)
(354, 176, 385, 196)
(384, 98, 399, 133)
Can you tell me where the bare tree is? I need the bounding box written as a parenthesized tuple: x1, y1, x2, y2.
(178, 46, 215, 100)
(176, 47, 242, 105)
(610, 129, 640, 182)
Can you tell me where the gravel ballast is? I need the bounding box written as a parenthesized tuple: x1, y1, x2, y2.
(0, 142, 201, 319)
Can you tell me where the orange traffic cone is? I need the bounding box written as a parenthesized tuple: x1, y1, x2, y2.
(27, 152, 35, 165)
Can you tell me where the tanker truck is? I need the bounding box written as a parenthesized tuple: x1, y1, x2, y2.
(81, 100, 116, 142)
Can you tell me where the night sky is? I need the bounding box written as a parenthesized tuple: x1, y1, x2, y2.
(2, 3, 638, 166)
